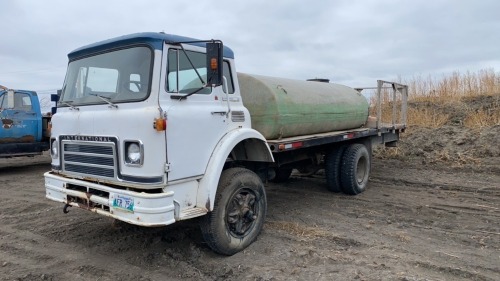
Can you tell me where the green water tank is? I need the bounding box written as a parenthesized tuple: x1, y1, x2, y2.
(237, 73, 369, 140)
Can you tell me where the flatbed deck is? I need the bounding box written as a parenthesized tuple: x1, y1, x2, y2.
(267, 123, 406, 152)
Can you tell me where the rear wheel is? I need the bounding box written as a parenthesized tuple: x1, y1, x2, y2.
(340, 144, 371, 195)
(200, 168, 267, 255)
(324, 146, 347, 192)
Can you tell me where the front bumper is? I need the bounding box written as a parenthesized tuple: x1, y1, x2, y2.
(45, 172, 175, 226)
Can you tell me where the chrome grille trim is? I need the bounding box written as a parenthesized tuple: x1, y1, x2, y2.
(61, 141, 117, 180)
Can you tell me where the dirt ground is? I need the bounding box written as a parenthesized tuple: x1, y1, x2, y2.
(0, 145, 498, 281)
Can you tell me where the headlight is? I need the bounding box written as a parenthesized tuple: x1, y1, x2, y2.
(50, 139, 58, 158)
(125, 141, 142, 165)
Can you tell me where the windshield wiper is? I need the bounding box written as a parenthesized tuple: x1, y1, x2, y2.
(176, 86, 207, 101)
(89, 93, 118, 108)
(59, 101, 79, 111)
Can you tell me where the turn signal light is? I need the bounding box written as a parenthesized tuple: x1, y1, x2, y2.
(153, 118, 167, 131)
(210, 58, 218, 70)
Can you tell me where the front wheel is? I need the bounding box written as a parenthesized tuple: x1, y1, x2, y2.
(200, 168, 267, 255)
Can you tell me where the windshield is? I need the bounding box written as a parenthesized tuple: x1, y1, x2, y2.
(60, 46, 152, 106)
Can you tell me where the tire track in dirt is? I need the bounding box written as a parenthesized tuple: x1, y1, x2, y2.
(0, 222, 183, 281)
(1, 157, 499, 280)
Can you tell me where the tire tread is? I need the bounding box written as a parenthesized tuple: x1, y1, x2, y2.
(325, 146, 346, 192)
(340, 143, 370, 195)
(200, 167, 266, 255)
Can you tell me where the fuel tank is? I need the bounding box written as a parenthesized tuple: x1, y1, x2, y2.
(237, 73, 369, 139)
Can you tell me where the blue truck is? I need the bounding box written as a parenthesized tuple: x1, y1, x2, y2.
(0, 86, 51, 158)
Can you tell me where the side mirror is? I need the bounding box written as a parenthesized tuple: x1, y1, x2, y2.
(51, 91, 60, 102)
(51, 90, 61, 114)
(206, 42, 223, 86)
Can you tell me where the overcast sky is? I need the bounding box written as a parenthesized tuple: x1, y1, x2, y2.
(1, 0, 499, 95)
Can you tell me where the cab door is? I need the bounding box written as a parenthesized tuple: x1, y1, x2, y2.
(0, 91, 39, 142)
(159, 46, 230, 182)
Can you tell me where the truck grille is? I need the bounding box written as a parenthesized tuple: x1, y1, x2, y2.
(62, 142, 117, 179)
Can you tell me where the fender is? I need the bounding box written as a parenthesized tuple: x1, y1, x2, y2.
(196, 127, 274, 211)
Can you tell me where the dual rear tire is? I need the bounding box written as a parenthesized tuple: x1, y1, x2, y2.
(325, 143, 371, 195)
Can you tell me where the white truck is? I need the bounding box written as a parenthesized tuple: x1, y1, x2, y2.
(45, 32, 407, 255)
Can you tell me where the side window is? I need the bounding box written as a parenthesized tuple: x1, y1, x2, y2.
(167, 50, 179, 92)
(166, 49, 210, 94)
(14, 93, 33, 111)
(222, 61, 235, 94)
(0, 94, 6, 108)
(129, 74, 142, 92)
(21, 95, 33, 111)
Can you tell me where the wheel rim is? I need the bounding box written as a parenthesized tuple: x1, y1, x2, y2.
(356, 156, 368, 184)
(226, 188, 259, 237)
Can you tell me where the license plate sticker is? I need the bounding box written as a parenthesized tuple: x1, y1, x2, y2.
(112, 195, 134, 212)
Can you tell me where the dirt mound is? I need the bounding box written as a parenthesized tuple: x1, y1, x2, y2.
(375, 95, 500, 172)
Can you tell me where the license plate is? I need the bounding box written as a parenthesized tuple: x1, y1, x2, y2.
(112, 195, 134, 212)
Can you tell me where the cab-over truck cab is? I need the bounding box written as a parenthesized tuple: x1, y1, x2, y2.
(45, 33, 273, 255)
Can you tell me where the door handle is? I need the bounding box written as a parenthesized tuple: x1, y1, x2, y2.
(211, 111, 227, 115)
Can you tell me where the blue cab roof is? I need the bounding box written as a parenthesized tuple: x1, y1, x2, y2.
(0, 89, 37, 96)
(68, 32, 234, 60)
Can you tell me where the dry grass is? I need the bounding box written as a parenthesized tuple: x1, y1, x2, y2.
(370, 68, 500, 128)
(408, 69, 498, 100)
(265, 220, 331, 240)
(430, 150, 482, 166)
(373, 146, 404, 160)
(407, 107, 450, 128)
(464, 108, 500, 128)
